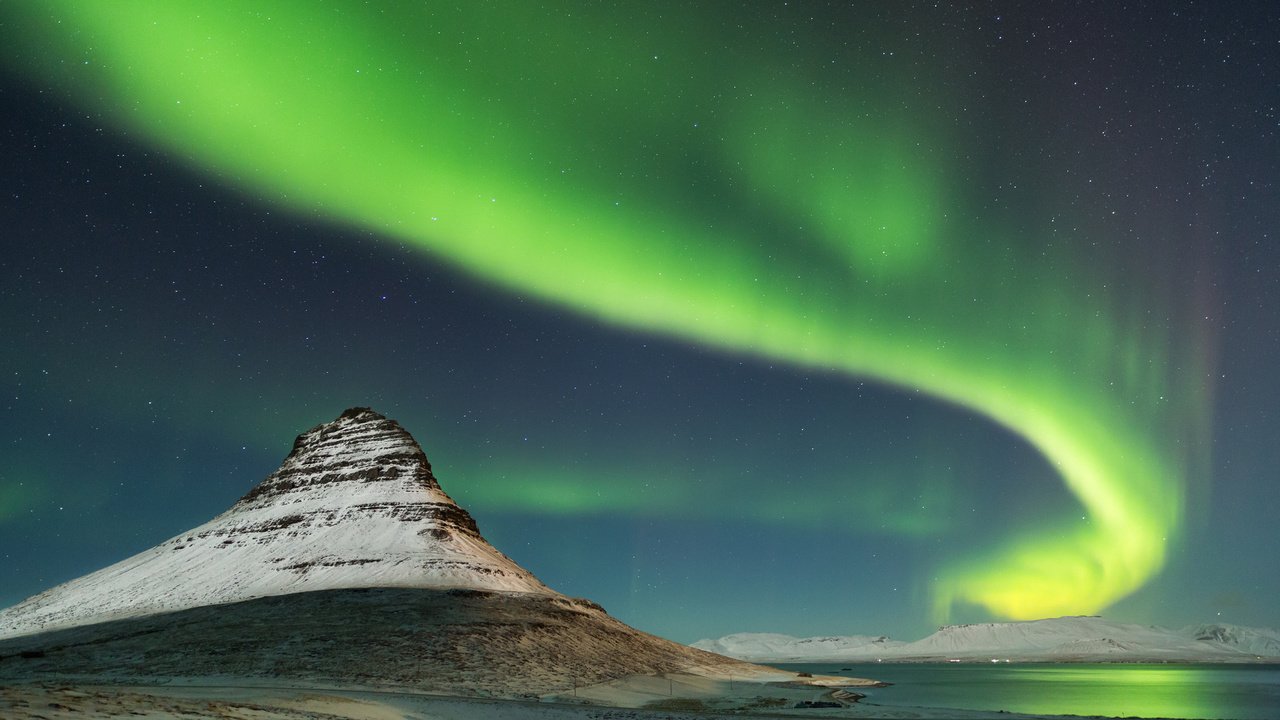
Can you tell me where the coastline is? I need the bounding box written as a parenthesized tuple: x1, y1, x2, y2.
(0, 678, 1053, 719)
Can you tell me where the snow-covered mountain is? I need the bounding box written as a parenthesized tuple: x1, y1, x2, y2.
(691, 633, 905, 662)
(696, 617, 1280, 663)
(1182, 623, 1280, 657)
(0, 408, 798, 696)
(0, 408, 553, 640)
(884, 617, 1223, 661)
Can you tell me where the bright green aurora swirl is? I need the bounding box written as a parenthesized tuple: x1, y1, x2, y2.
(0, 2, 1209, 621)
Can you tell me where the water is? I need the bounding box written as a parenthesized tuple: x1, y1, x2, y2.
(777, 663, 1280, 719)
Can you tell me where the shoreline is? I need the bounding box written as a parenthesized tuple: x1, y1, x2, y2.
(0, 675, 1058, 720)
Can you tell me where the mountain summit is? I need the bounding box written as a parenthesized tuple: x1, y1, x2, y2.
(0, 407, 551, 639)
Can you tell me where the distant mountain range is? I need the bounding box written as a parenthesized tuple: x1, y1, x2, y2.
(693, 616, 1280, 663)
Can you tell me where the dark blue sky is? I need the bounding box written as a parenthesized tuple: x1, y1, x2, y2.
(0, 2, 1277, 642)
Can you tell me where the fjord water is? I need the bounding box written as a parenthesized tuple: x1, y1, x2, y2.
(779, 663, 1280, 719)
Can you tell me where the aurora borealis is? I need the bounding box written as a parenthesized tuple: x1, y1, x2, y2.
(1, 2, 1276, 641)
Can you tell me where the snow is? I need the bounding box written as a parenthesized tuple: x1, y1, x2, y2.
(0, 408, 555, 640)
(696, 616, 1280, 663)
(1182, 623, 1280, 657)
(691, 633, 904, 662)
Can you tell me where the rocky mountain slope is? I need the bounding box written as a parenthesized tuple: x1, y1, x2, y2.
(0, 408, 552, 640)
(0, 587, 768, 697)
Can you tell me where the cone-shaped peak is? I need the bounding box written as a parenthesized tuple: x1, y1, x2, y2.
(0, 409, 555, 640)
(236, 407, 450, 512)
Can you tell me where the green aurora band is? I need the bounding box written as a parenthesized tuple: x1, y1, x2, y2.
(0, 2, 1209, 621)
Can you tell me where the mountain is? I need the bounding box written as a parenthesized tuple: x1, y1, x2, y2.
(692, 633, 905, 662)
(696, 617, 1280, 663)
(0, 407, 551, 640)
(883, 617, 1222, 662)
(0, 408, 791, 697)
(1182, 623, 1280, 657)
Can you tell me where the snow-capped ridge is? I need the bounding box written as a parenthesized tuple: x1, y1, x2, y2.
(1181, 623, 1280, 657)
(697, 616, 1280, 663)
(0, 407, 555, 640)
(690, 632, 905, 662)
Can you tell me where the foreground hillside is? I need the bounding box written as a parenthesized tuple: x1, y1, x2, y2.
(0, 587, 769, 697)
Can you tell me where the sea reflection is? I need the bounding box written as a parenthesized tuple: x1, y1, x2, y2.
(1002, 665, 1207, 717)
(780, 663, 1280, 720)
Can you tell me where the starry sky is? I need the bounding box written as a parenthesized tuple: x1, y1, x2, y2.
(0, 1, 1276, 643)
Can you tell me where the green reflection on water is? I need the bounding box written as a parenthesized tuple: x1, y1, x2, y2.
(786, 663, 1280, 720)
(1004, 665, 1205, 718)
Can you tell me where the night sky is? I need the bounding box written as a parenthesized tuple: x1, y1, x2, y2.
(0, 2, 1276, 644)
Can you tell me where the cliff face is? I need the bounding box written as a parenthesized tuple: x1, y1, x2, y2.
(0, 408, 553, 640)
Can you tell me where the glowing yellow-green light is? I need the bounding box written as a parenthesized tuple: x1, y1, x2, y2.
(0, 0, 1208, 621)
